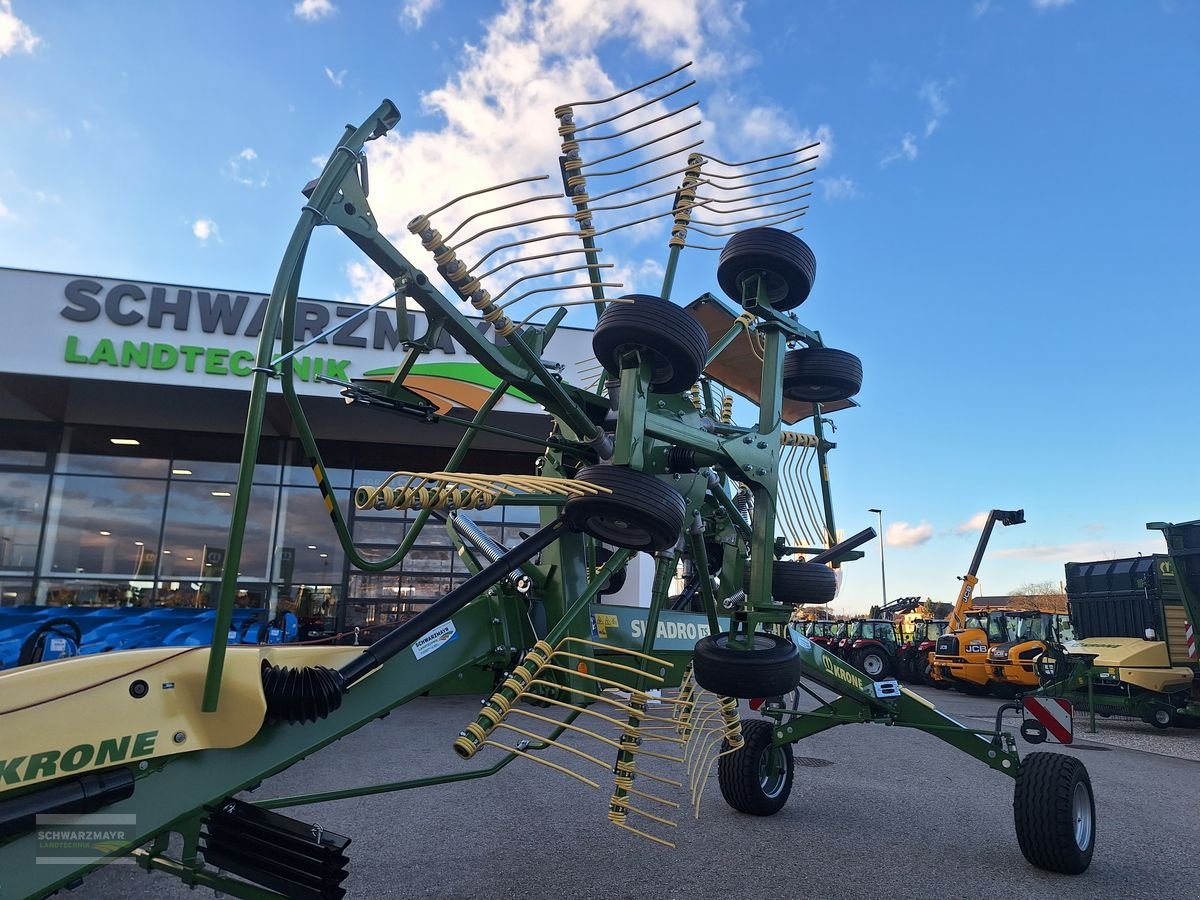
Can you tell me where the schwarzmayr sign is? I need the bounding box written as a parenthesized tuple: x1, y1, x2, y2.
(58, 277, 465, 382)
(0, 268, 590, 409)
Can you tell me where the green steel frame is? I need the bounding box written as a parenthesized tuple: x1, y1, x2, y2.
(1, 100, 1039, 899)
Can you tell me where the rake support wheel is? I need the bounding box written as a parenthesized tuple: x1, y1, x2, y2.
(1013, 752, 1096, 874)
(717, 227, 816, 311)
(564, 465, 686, 552)
(592, 294, 709, 394)
(718, 719, 794, 816)
(781, 347, 863, 404)
(692, 631, 801, 699)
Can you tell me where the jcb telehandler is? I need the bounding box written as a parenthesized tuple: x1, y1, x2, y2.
(931, 508, 1025, 693)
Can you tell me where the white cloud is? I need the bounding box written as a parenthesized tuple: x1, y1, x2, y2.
(293, 0, 335, 22)
(336, 0, 807, 307)
(886, 521, 935, 548)
(192, 218, 219, 243)
(0, 195, 12, 219)
(955, 511, 989, 535)
(0, 0, 39, 57)
(324, 66, 346, 88)
(972, 0, 993, 17)
(401, 0, 441, 29)
(996, 539, 1150, 561)
(820, 176, 858, 201)
(1031, 0, 1073, 8)
(223, 149, 269, 188)
(881, 132, 918, 166)
(919, 79, 953, 137)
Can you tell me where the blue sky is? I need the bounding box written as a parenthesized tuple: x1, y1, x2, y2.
(1, 0, 1197, 612)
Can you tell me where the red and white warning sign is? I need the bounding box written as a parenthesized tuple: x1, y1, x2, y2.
(1023, 696, 1073, 744)
(1186, 621, 1197, 660)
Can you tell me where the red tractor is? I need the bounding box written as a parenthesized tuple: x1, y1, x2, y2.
(846, 619, 900, 679)
(801, 619, 838, 650)
(896, 618, 948, 684)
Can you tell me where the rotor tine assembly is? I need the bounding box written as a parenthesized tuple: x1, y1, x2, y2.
(675, 144, 821, 250)
(406, 170, 621, 334)
(778, 431, 825, 549)
(554, 62, 718, 305)
(352, 472, 611, 513)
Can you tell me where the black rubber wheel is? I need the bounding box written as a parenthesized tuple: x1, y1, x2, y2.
(17, 617, 82, 666)
(718, 719, 793, 816)
(960, 682, 991, 697)
(992, 683, 1021, 700)
(1145, 707, 1174, 730)
(717, 228, 815, 311)
(781, 347, 862, 403)
(765, 560, 837, 605)
(591, 294, 709, 394)
(564, 465, 685, 552)
(1013, 752, 1096, 874)
(855, 647, 891, 680)
(692, 632, 801, 699)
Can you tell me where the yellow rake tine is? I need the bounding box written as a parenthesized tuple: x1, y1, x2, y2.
(624, 785, 681, 809)
(538, 661, 665, 691)
(480, 741, 601, 789)
(558, 636, 675, 668)
(493, 723, 612, 771)
(504, 709, 624, 753)
(614, 821, 676, 848)
(622, 803, 678, 829)
(550, 650, 664, 683)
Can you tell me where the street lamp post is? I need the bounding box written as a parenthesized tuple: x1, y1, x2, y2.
(868, 508, 887, 609)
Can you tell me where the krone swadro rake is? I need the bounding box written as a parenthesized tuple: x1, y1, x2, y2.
(0, 63, 1096, 899)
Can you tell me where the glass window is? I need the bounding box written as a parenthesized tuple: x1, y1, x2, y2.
(354, 510, 451, 547)
(344, 600, 430, 630)
(158, 481, 276, 580)
(172, 434, 284, 486)
(0, 578, 33, 606)
(0, 420, 56, 468)
(37, 579, 156, 607)
(43, 475, 168, 577)
(56, 426, 171, 478)
(0, 471, 49, 571)
(274, 487, 348, 583)
(348, 571, 402, 600)
(287, 440, 354, 489)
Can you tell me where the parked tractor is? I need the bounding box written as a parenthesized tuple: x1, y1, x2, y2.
(988, 610, 1072, 697)
(802, 619, 838, 650)
(846, 619, 900, 679)
(897, 618, 948, 684)
(1037, 521, 1200, 729)
(931, 508, 1025, 694)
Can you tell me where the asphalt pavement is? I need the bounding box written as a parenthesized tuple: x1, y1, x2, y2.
(82, 684, 1200, 900)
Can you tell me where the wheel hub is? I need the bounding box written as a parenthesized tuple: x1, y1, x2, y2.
(1072, 781, 1093, 850)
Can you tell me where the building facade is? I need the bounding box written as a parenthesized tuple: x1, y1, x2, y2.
(0, 267, 602, 635)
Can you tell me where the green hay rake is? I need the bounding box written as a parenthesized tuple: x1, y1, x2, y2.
(0, 66, 1096, 898)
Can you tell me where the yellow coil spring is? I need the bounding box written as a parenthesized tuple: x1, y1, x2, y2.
(355, 483, 497, 512)
(780, 431, 819, 448)
(719, 696, 744, 750)
(669, 154, 705, 248)
(689, 383, 702, 411)
(405, 216, 516, 337)
(720, 395, 734, 425)
(457, 639, 556, 759)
